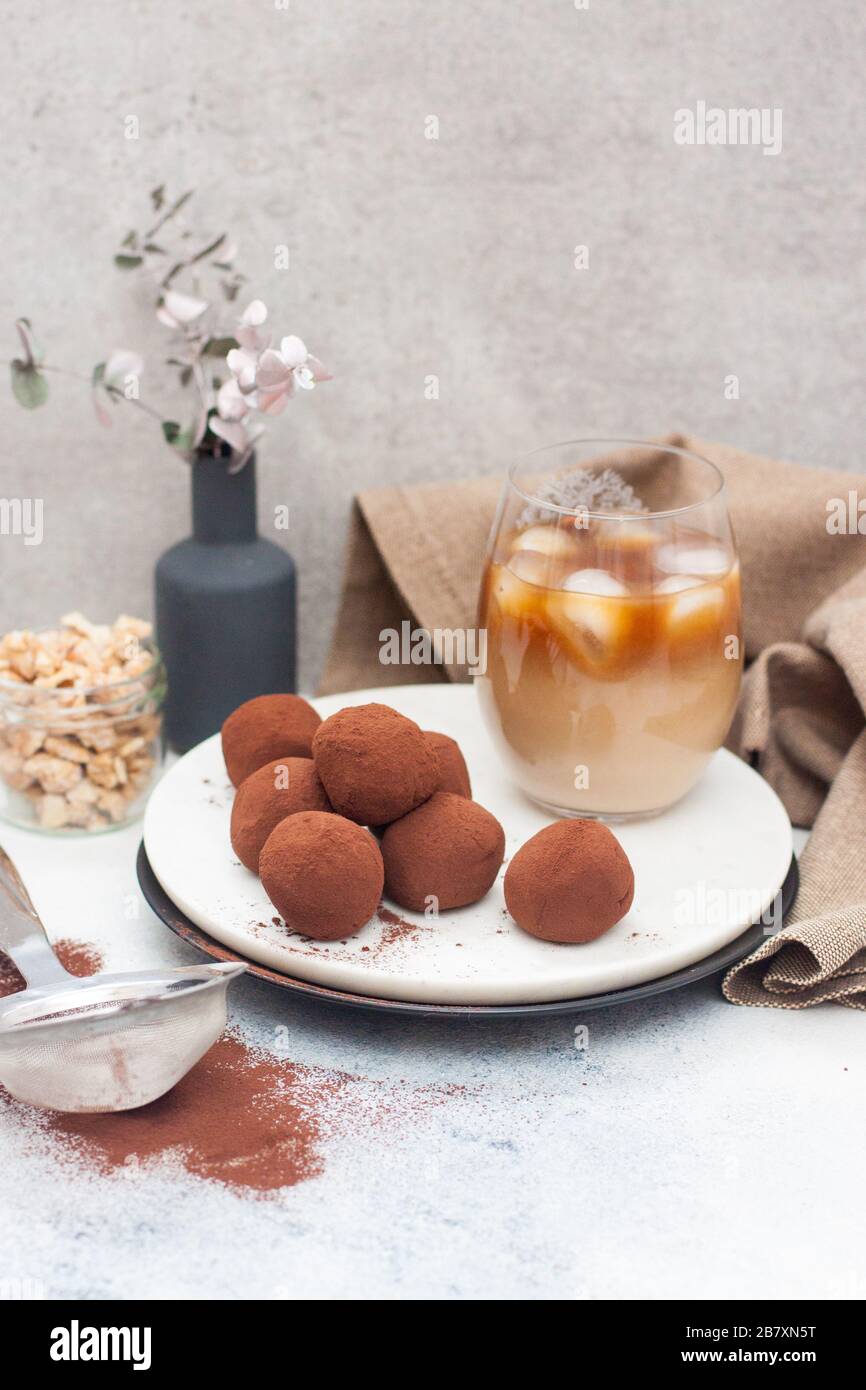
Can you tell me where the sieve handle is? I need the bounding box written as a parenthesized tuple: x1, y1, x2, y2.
(0, 844, 71, 985)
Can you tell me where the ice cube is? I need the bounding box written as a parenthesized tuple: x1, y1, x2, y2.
(655, 574, 702, 595)
(511, 525, 577, 561)
(546, 581, 634, 678)
(597, 523, 658, 554)
(596, 526, 659, 587)
(507, 549, 553, 587)
(490, 561, 544, 621)
(662, 581, 726, 648)
(656, 544, 729, 577)
(562, 568, 628, 598)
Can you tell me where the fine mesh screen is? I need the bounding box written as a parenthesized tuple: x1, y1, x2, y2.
(0, 986, 227, 1112)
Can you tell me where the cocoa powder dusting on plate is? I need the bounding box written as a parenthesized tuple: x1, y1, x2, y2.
(374, 904, 429, 952)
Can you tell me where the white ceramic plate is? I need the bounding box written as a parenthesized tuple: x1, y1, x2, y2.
(143, 684, 792, 1006)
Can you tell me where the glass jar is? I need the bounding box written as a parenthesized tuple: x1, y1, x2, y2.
(0, 639, 166, 833)
(476, 439, 742, 819)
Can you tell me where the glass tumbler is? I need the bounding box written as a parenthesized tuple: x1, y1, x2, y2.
(476, 439, 742, 818)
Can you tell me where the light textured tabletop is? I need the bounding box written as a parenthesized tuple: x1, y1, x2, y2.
(0, 818, 861, 1302)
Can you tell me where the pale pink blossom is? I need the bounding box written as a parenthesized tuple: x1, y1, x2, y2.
(209, 417, 248, 452)
(234, 300, 270, 353)
(225, 346, 258, 395)
(170, 296, 332, 462)
(156, 290, 209, 330)
(92, 350, 144, 426)
(216, 375, 249, 422)
(210, 415, 264, 458)
(251, 336, 332, 414)
(104, 350, 144, 386)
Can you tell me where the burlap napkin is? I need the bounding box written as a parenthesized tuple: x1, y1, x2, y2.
(320, 434, 866, 1009)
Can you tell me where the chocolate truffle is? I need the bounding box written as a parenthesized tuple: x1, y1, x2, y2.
(221, 694, 321, 787)
(381, 791, 505, 911)
(230, 757, 332, 873)
(425, 730, 472, 799)
(312, 703, 438, 826)
(260, 810, 384, 941)
(504, 820, 634, 944)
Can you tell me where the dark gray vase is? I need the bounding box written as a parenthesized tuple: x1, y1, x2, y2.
(155, 448, 296, 752)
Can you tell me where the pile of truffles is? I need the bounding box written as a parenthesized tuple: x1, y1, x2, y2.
(224, 694, 634, 945)
(225, 695, 502, 939)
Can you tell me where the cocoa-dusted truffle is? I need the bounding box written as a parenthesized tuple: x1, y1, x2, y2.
(424, 730, 472, 799)
(230, 757, 331, 873)
(221, 694, 321, 787)
(312, 703, 438, 826)
(504, 820, 634, 944)
(381, 791, 505, 911)
(260, 810, 384, 941)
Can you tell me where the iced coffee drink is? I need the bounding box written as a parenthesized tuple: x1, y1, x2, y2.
(476, 442, 742, 817)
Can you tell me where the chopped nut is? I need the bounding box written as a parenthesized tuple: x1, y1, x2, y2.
(37, 794, 71, 829)
(7, 726, 45, 758)
(97, 789, 128, 822)
(77, 722, 117, 752)
(9, 648, 37, 682)
(0, 748, 33, 791)
(43, 735, 90, 764)
(118, 736, 145, 758)
(60, 612, 111, 645)
(67, 777, 100, 805)
(0, 611, 160, 831)
(86, 752, 120, 789)
(34, 663, 82, 689)
(23, 753, 83, 795)
(63, 800, 97, 828)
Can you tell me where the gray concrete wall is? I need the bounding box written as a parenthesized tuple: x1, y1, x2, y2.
(1, 0, 862, 689)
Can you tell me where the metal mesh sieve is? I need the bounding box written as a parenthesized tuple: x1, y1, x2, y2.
(0, 977, 232, 1112)
(0, 843, 245, 1113)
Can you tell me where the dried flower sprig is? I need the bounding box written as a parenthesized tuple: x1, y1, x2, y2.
(7, 187, 331, 470)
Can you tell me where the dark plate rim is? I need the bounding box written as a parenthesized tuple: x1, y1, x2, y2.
(136, 843, 799, 1018)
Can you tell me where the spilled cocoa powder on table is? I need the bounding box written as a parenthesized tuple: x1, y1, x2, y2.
(47, 1033, 342, 1191)
(0, 938, 103, 994)
(0, 941, 460, 1196)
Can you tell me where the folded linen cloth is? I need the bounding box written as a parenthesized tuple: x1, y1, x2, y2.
(320, 435, 866, 1008)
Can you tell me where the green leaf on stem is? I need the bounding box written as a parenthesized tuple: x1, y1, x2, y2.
(162, 420, 196, 451)
(146, 188, 194, 240)
(11, 360, 49, 409)
(202, 336, 237, 357)
(189, 233, 226, 264)
(114, 254, 144, 270)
